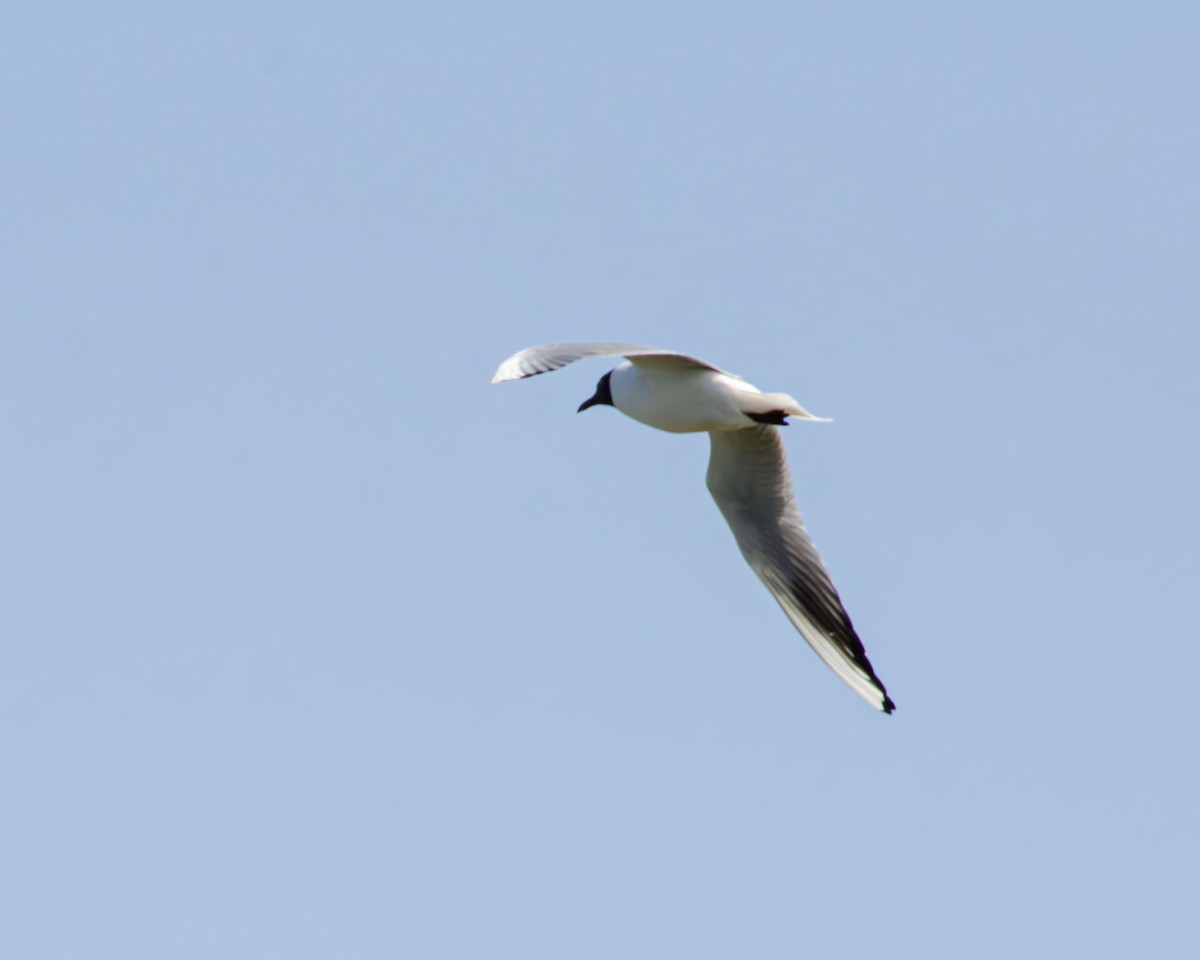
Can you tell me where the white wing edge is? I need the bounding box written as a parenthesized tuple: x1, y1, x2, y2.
(492, 341, 725, 383)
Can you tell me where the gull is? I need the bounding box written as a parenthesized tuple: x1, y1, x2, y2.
(492, 342, 895, 714)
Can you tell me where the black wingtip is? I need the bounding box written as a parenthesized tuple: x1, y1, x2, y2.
(882, 695, 896, 715)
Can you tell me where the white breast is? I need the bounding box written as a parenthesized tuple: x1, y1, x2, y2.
(609, 361, 759, 433)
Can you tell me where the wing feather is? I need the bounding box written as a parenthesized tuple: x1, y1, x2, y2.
(492, 342, 725, 383)
(706, 426, 895, 713)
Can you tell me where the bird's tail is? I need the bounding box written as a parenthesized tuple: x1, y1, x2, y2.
(743, 391, 831, 423)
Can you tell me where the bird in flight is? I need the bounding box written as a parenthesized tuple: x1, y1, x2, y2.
(492, 342, 894, 714)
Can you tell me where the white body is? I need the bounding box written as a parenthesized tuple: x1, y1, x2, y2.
(609, 361, 779, 433)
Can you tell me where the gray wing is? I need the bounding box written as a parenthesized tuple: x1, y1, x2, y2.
(706, 425, 895, 713)
(492, 342, 726, 383)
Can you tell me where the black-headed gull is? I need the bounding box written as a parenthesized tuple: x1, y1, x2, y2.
(493, 342, 895, 714)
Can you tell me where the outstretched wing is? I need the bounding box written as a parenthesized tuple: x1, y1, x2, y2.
(706, 425, 895, 713)
(492, 342, 726, 383)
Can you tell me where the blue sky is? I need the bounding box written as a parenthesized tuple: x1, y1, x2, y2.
(3, 3, 1198, 957)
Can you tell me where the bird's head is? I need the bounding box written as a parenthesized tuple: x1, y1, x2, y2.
(577, 371, 615, 413)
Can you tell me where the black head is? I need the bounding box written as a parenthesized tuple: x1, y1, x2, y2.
(577, 371, 614, 413)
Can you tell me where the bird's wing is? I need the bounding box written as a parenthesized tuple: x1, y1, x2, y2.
(492, 342, 726, 383)
(706, 425, 895, 713)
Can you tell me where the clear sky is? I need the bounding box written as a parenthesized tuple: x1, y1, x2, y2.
(3, 3, 1198, 957)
